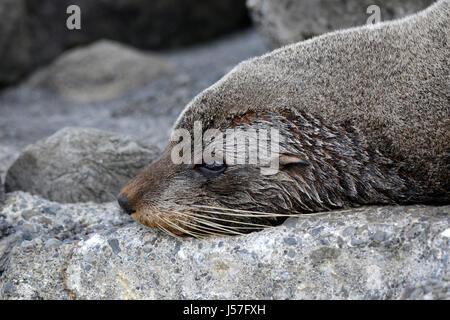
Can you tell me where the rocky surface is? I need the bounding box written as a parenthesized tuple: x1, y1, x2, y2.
(0, 0, 31, 86)
(247, 0, 434, 47)
(28, 40, 174, 103)
(5, 127, 160, 203)
(0, 194, 448, 300)
(0, 192, 133, 280)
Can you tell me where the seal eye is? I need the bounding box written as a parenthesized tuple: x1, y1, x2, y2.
(196, 161, 227, 177)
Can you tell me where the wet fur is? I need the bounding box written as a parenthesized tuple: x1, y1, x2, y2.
(121, 1, 450, 237)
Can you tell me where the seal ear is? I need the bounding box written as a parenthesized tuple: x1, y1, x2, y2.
(260, 153, 311, 176)
(279, 154, 311, 167)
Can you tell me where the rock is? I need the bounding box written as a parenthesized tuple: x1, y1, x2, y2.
(0, 30, 268, 152)
(0, 0, 32, 86)
(247, 0, 434, 47)
(0, 144, 20, 207)
(401, 276, 450, 300)
(0, 177, 4, 205)
(0, 191, 133, 279)
(28, 40, 174, 103)
(25, 0, 249, 51)
(0, 0, 250, 87)
(0, 199, 448, 299)
(0, 144, 20, 181)
(0, 192, 132, 243)
(5, 127, 160, 203)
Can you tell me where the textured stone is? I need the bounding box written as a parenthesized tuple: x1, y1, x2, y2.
(0, 30, 268, 152)
(0, 144, 20, 182)
(247, 0, 434, 47)
(0, 0, 250, 87)
(0, 177, 4, 205)
(0, 191, 133, 280)
(5, 127, 160, 203)
(26, 0, 250, 52)
(0, 195, 448, 300)
(0, 0, 31, 86)
(28, 40, 174, 103)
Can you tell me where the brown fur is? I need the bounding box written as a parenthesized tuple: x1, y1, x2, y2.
(120, 1, 450, 237)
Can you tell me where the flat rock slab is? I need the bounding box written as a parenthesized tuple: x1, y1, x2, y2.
(5, 127, 160, 203)
(0, 192, 448, 299)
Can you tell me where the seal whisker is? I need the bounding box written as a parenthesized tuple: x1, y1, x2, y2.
(180, 214, 268, 231)
(176, 218, 228, 237)
(194, 207, 298, 218)
(172, 210, 277, 236)
(185, 217, 246, 236)
(171, 211, 239, 235)
(183, 210, 275, 228)
(154, 218, 183, 239)
(159, 215, 202, 238)
(193, 204, 291, 215)
(174, 209, 245, 235)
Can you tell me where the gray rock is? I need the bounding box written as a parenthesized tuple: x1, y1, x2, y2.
(247, 0, 434, 47)
(0, 0, 32, 86)
(0, 0, 250, 86)
(28, 40, 175, 103)
(0, 144, 18, 207)
(0, 177, 4, 205)
(401, 275, 450, 300)
(0, 191, 133, 279)
(0, 191, 132, 242)
(0, 144, 20, 182)
(25, 0, 249, 51)
(0, 198, 448, 299)
(5, 127, 160, 203)
(0, 29, 268, 152)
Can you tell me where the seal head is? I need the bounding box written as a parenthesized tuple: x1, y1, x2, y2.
(119, 1, 450, 237)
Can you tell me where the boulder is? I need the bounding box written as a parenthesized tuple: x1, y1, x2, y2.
(0, 177, 4, 205)
(0, 0, 250, 87)
(0, 195, 448, 299)
(0, 144, 20, 181)
(0, 29, 268, 153)
(5, 127, 160, 203)
(0, 144, 19, 207)
(29, 40, 175, 103)
(0, 0, 32, 86)
(247, 0, 434, 47)
(25, 0, 250, 52)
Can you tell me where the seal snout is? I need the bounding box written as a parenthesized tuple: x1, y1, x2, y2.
(117, 192, 136, 215)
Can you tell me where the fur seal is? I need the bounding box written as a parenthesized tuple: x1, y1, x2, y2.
(119, 0, 449, 237)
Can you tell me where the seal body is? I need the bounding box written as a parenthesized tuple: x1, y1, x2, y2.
(119, 0, 450, 237)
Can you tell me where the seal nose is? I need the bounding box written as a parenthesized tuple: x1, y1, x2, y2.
(117, 192, 136, 215)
